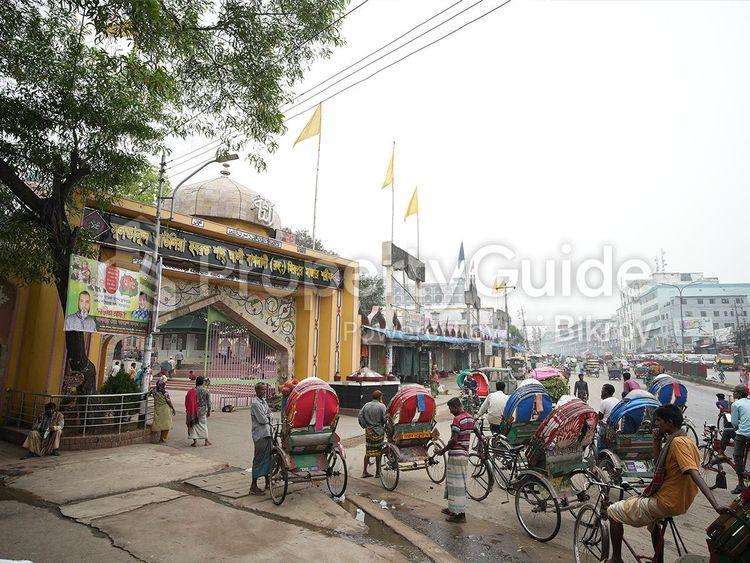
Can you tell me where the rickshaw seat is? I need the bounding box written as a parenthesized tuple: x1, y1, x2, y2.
(288, 427, 334, 449)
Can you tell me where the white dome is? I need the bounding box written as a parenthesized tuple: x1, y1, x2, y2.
(170, 176, 281, 229)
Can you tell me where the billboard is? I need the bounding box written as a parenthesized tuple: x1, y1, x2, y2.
(674, 318, 714, 338)
(64, 255, 156, 334)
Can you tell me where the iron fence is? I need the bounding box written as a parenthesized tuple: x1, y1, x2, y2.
(3, 389, 153, 436)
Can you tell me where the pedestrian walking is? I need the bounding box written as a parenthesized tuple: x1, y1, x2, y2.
(250, 382, 273, 495)
(111, 360, 121, 377)
(128, 362, 137, 379)
(358, 389, 387, 478)
(149, 375, 175, 443)
(175, 350, 184, 369)
(435, 397, 474, 523)
(574, 373, 589, 402)
(186, 376, 212, 447)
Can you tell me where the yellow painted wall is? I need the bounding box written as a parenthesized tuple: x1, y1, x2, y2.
(339, 265, 361, 381)
(316, 289, 338, 381)
(294, 290, 316, 381)
(6, 283, 66, 395)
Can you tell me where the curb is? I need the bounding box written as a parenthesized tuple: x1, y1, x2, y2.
(346, 494, 461, 563)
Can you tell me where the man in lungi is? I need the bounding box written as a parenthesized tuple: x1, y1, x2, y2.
(358, 389, 387, 478)
(435, 397, 474, 523)
(605, 404, 727, 563)
(250, 382, 273, 496)
(22, 402, 64, 458)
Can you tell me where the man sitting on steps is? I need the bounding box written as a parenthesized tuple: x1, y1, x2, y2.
(22, 402, 64, 458)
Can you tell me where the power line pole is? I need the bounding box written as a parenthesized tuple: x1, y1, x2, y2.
(520, 307, 529, 349)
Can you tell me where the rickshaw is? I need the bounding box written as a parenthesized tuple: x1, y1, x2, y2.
(636, 361, 665, 387)
(508, 356, 528, 379)
(585, 358, 600, 378)
(597, 395, 662, 485)
(514, 399, 599, 542)
(457, 370, 490, 415)
(648, 375, 699, 444)
(268, 377, 347, 505)
(379, 384, 446, 490)
(497, 382, 554, 446)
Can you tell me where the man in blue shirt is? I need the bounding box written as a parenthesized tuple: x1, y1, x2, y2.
(716, 385, 750, 494)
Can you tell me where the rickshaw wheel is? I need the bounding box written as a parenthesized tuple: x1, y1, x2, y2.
(379, 445, 400, 491)
(573, 504, 609, 563)
(425, 440, 446, 484)
(269, 451, 288, 506)
(326, 448, 348, 498)
(514, 475, 561, 542)
(466, 453, 492, 502)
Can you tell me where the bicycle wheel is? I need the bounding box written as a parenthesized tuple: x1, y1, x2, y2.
(683, 422, 699, 447)
(568, 470, 596, 519)
(466, 453, 493, 502)
(515, 475, 561, 542)
(598, 457, 622, 486)
(269, 451, 288, 506)
(699, 444, 720, 484)
(326, 448, 348, 498)
(379, 445, 400, 491)
(426, 440, 447, 484)
(573, 504, 609, 563)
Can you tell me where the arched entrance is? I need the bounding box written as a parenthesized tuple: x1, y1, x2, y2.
(157, 295, 292, 381)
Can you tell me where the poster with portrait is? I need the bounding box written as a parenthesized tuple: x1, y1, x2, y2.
(64, 255, 155, 334)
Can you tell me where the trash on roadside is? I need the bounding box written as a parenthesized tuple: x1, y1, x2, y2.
(333, 494, 345, 503)
(355, 508, 365, 522)
(379, 500, 388, 509)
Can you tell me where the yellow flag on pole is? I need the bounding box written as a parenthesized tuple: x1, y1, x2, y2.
(493, 275, 506, 294)
(404, 187, 418, 220)
(382, 146, 394, 188)
(293, 104, 322, 146)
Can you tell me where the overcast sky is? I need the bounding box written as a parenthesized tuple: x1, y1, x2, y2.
(166, 0, 750, 328)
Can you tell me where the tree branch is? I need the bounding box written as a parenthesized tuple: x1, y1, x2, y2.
(0, 157, 43, 215)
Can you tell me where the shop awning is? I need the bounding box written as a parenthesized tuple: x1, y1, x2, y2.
(363, 325, 481, 346)
(512, 344, 527, 353)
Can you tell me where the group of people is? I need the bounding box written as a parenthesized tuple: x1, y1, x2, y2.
(713, 384, 750, 493)
(148, 374, 212, 446)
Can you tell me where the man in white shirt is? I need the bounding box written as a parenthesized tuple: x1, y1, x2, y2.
(599, 384, 620, 423)
(476, 381, 509, 434)
(596, 383, 620, 456)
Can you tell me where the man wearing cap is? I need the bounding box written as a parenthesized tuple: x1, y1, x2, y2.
(358, 389, 387, 478)
(716, 385, 750, 493)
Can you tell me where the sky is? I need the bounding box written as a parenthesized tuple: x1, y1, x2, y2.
(165, 0, 750, 329)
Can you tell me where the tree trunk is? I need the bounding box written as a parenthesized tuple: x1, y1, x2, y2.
(54, 229, 97, 396)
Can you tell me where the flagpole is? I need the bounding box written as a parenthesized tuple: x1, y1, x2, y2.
(312, 127, 322, 244)
(391, 140, 395, 243)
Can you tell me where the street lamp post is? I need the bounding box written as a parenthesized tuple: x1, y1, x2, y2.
(656, 280, 703, 377)
(140, 151, 239, 392)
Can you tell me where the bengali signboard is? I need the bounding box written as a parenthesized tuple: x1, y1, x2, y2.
(82, 208, 342, 289)
(64, 255, 156, 334)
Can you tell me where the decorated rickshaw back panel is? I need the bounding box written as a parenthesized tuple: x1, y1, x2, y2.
(707, 497, 750, 557)
(392, 421, 433, 447)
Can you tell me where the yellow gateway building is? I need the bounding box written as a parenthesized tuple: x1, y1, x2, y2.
(0, 177, 361, 400)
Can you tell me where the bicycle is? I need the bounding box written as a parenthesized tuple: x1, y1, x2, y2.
(698, 423, 750, 490)
(466, 419, 527, 501)
(573, 477, 690, 563)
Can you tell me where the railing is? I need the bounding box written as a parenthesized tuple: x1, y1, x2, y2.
(3, 389, 153, 436)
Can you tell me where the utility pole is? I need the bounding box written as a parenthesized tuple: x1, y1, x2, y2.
(520, 307, 529, 349)
(140, 151, 166, 393)
(734, 300, 746, 366)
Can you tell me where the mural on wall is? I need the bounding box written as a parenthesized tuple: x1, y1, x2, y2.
(158, 280, 296, 349)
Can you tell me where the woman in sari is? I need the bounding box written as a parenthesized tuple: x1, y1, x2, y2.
(186, 376, 212, 447)
(149, 375, 175, 443)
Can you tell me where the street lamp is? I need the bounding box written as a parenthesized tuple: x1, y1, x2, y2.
(656, 280, 704, 377)
(139, 150, 239, 392)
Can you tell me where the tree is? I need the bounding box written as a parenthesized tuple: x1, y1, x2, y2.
(293, 229, 337, 255)
(359, 274, 384, 316)
(509, 324, 525, 346)
(0, 0, 348, 393)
